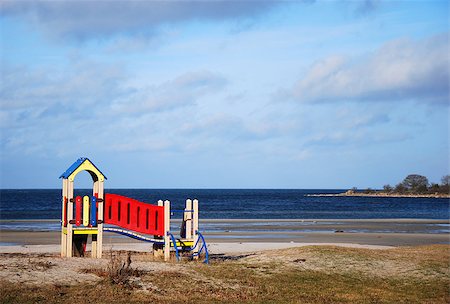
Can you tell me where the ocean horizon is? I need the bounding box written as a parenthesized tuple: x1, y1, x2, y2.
(1, 188, 449, 238)
(1, 188, 448, 220)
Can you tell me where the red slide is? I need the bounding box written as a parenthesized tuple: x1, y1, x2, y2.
(103, 193, 165, 237)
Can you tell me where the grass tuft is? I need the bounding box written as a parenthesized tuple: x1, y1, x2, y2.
(82, 251, 146, 289)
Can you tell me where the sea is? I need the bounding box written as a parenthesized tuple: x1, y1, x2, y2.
(0, 189, 449, 234)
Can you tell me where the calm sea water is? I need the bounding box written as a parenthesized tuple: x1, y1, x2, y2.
(1, 189, 448, 221)
(1, 189, 449, 236)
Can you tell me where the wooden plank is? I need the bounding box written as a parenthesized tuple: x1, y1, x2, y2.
(66, 181, 74, 257)
(193, 199, 199, 259)
(97, 181, 104, 259)
(61, 179, 68, 257)
(73, 229, 99, 234)
(75, 196, 82, 226)
(164, 200, 170, 262)
(83, 196, 90, 227)
(185, 199, 192, 240)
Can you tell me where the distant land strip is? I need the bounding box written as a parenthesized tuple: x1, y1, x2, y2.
(306, 191, 450, 199)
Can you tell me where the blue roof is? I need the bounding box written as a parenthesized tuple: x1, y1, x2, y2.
(59, 157, 107, 179)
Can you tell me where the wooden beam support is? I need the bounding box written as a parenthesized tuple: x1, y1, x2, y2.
(163, 200, 171, 262)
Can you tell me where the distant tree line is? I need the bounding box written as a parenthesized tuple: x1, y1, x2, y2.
(381, 174, 450, 194)
(352, 174, 450, 195)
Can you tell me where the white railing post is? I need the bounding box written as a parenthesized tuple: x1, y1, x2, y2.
(61, 179, 68, 257)
(184, 199, 192, 240)
(96, 181, 104, 258)
(163, 200, 171, 261)
(66, 181, 74, 257)
(192, 199, 199, 259)
(153, 200, 164, 259)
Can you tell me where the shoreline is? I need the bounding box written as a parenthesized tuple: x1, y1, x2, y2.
(0, 232, 448, 254)
(1, 228, 448, 252)
(1, 218, 448, 223)
(307, 192, 450, 198)
(1, 218, 448, 253)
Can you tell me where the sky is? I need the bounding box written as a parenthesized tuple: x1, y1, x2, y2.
(0, 0, 449, 189)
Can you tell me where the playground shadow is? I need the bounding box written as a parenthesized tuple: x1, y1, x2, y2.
(209, 253, 256, 262)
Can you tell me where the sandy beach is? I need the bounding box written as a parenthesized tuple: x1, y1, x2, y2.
(1, 218, 449, 303)
(1, 218, 448, 253)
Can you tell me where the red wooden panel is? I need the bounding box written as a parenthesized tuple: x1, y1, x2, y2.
(103, 193, 165, 236)
(129, 201, 138, 231)
(112, 196, 119, 226)
(75, 196, 82, 226)
(120, 199, 127, 227)
(141, 205, 150, 234)
(105, 195, 113, 224)
(104, 195, 111, 222)
(156, 209, 164, 236)
(63, 197, 67, 227)
(139, 205, 146, 232)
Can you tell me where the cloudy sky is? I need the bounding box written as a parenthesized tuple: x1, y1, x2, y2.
(1, 0, 448, 189)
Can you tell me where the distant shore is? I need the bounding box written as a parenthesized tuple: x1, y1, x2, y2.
(307, 191, 450, 198)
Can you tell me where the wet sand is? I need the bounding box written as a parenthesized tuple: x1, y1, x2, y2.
(0, 218, 448, 253)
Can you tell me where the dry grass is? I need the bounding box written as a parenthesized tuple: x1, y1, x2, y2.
(0, 245, 449, 304)
(81, 251, 146, 288)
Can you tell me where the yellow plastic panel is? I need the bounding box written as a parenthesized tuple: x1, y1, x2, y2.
(73, 229, 98, 235)
(83, 196, 90, 227)
(170, 241, 194, 247)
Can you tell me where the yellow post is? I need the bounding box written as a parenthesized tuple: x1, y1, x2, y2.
(83, 196, 89, 227)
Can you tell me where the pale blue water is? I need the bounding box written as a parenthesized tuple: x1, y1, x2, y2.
(0, 189, 449, 232)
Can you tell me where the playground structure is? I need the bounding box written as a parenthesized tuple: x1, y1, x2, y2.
(60, 157, 208, 262)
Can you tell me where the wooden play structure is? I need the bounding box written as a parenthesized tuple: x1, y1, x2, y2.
(60, 157, 208, 262)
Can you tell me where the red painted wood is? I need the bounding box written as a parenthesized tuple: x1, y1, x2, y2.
(104, 193, 165, 236)
(63, 197, 67, 226)
(130, 203, 138, 231)
(75, 196, 82, 226)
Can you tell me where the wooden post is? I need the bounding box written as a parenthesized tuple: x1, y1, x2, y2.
(164, 200, 171, 262)
(153, 200, 164, 258)
(192, 199, 199, 259)
(184, 199, 192, 240)
(96, 181, 104, 258)
(66, 180, 74, 257)
(91, 181, 98, 258)
(61, 179, 68, 257)
(91, 235, 97, 258)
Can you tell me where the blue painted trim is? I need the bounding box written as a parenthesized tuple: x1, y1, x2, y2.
(90, 196, 97, 227)
(103, 227, 164, 244)
(168, 232, 180, 261)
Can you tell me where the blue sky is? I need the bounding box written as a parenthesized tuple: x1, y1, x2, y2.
(0, 0, 448, 189)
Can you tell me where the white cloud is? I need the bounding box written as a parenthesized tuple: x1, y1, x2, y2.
(0, 60, 229, 158)
(111, 70, 227, 114)
(289, 33, 449, 105)
(0, 62, 127, 112)
(1, 1, 283, 41)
